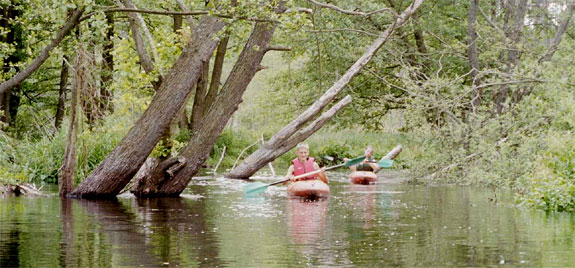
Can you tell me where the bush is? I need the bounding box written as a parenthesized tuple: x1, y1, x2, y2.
(517, 132, 575, 212)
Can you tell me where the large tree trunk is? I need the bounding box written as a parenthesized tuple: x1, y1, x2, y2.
(493, 0, 527, 115)
(189, 61, 210, 133)
(467, 0, 481, 112)
(70, 17, 225, 198)
(227, 0, 426, 179)
(131, 21, 277, 197)
(0, 8, 83, 95)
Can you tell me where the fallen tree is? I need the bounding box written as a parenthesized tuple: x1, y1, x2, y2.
(227, 0, 425, 179)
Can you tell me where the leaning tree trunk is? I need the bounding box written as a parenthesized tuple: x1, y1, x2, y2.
(70, 17, 225, 198)
(227, 0, 426, 179)
(131, 21, 277, 197)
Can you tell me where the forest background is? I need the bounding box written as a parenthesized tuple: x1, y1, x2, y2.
(1, 0, 574, 210)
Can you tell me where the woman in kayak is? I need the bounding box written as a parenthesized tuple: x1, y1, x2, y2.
(285, 143, 327, 183)
(344, 146, 380, 172)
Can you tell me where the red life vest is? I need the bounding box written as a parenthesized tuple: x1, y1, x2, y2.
(291, 157, 318, 180)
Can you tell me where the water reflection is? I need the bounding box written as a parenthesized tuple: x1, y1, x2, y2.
(133, 197, 223, 267)
(287, 198, 329, 245)
(2, 178, 575, 267)
(76, 199, 160, 267)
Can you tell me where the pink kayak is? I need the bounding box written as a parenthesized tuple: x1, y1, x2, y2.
(287, 180, 330, 199)
(349, 171, 378, 185)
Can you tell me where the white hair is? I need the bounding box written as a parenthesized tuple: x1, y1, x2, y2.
(296, 143, 309, 151)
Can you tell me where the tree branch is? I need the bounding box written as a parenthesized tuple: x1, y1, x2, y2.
(82, 7, 275, 23)
(0, 8, 84, 95)
(306, 0, 392, 17)
(265, 45, 291, 52)
(305, 28, 379, 37)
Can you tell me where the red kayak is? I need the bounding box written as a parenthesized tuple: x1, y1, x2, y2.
(349, 171, 378, 185)
(287, 180, 330, 199)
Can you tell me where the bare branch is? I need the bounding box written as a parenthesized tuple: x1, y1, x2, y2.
(306, 0, 392, 17)
(82, 7, 275, 23)
(286, 7, 313, 14)
(305, 28, 379, 37)
(265, 45, 291, 52)
(478, 6, 501, 31)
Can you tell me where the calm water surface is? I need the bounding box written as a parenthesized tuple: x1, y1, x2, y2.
(1, 172, 574, 267)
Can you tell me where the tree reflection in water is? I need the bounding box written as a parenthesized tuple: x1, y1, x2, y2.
(59, 196, 224, 267)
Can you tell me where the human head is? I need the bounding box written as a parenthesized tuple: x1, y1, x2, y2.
(296, 143, 310, 161)
(364, 146, 374, 158)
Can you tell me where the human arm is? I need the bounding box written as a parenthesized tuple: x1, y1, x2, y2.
(285, 165, 295, 181)
(313, 162, 320, 170)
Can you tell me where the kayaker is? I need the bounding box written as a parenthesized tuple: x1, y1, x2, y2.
(285, 143, 327, 183)
(344, 146, 380, 172)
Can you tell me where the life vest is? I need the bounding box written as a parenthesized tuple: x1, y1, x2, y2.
(291, 157, 318, 180)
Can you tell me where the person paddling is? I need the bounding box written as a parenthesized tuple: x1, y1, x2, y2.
(285, 143, 327, 183)
(344, 146, 380, 173)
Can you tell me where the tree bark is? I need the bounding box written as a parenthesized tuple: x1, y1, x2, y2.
(100, 12, 114, 114)
(467, 0, 481, 111)
(131, 21, 277, 197)
(227, 0, 426, 179)
(493, 0, 527, 114)
(70, 16, 225, 198)
(0, 7, 84, 95)
(60, 49, 84, 197)
(204, 35, 229, 115)
(55, 56, 70, 129)
(189, 61, 210, 133)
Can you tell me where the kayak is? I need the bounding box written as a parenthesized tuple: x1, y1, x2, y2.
(287, 180, 330, 199)
(349, 171, 378, 185)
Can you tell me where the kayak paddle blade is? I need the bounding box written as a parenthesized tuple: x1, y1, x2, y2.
(243, 182, 270, 196)
(322, 156, 335, 162)
(343, 155, 366, 167)
(377, 159, 393, 168)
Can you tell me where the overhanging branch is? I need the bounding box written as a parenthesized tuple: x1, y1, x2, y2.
(306, 0, 392, 17)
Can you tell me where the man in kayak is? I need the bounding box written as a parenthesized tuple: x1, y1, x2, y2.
(344, 146, 380, 173)
(285, 143, 327, 183)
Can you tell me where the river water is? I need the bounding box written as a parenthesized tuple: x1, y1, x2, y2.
(1, 172, 574, 267)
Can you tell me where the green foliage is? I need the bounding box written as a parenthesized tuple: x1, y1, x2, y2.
(206, 129, 260, 170)
(516, 132, 575, 212)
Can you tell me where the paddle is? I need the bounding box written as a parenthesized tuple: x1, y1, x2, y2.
(324, 156, 393, 168)
(372, 159, 393, 168)
(243, 155, 367, 195)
